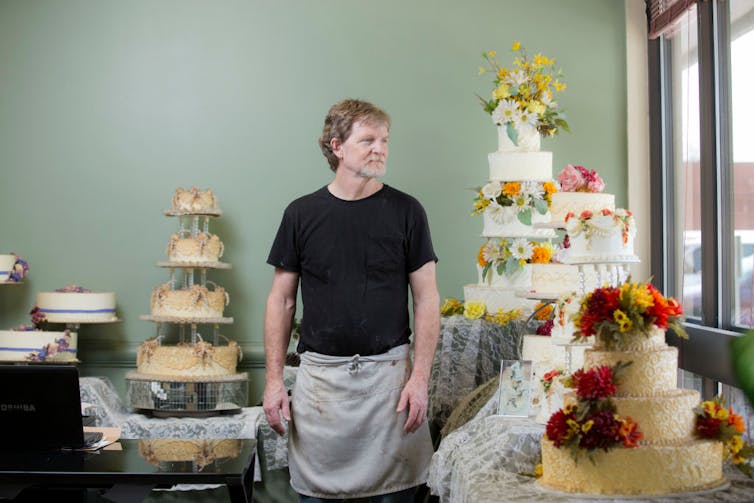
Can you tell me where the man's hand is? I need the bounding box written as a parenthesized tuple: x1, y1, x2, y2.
(396, 375, 429, 433)
(263, 380, 290, 436)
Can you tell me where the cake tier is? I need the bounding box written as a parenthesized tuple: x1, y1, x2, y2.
(167, 232, 224, 263)
(488, 151, 553, 181)
(172, 186, 218, 212)
(139, 439, 241, 466)
(496, 123, 541, 152)
(522, 334, 553, 364)
(528, 263, 581, 298)
(477, 263, 531, 289)
(36, 291, 117, 322)
(591, 326, 667, 351)
(462, 284, 537, 315)
(540, 438, 725, 496)
(150, 283, 228, 319)
(550, 192, 615, 224)
(613, 388, 700, 445)
(584, 346, 678, 397)
(482, 210, 557, 238)
(0, 330, 77, 362)
(0, 255, 16, 282)
(563, 208, 638, 263)
(136, 339, 240, 377)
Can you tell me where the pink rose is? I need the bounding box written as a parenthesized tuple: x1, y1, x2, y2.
(586, 175, 605, 192)
(557, 165, 584, 192)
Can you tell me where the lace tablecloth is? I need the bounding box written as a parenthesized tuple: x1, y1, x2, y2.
(428, 316, 526, 429)
(428, 388, 754, 502)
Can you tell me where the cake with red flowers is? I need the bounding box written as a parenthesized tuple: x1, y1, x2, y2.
(563, 208, 638, 263)
(539, 281, 727, 496)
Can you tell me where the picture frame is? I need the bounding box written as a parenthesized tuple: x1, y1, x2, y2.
(497, 359, 533, 417)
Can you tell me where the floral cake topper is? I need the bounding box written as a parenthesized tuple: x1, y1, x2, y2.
(478, 41, 569, 144)
(557, 165, 605, 193)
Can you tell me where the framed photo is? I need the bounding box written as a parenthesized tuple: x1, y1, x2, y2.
(497, 359, 533, 417)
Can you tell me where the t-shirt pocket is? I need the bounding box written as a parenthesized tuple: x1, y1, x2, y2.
(366, 234, 405, 281)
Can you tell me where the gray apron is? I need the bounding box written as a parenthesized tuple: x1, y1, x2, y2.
(288, 344, 434, 499)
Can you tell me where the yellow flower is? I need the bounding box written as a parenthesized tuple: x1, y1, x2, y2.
(702, 401, 717, 416)
(440, 298, 463, 316)
(502, 182, 521, 197)
(613, 309, 633, 332)
(715, 407, 730, 421)
(527, 100, 546, 115)
(534, 463, 543, 477)
(487, 50, 497, 58)
(463, 301, 486, 320)
(533, 53, 554, 67)
(727, 434, 744, 455)
(581, 419, 594, 433)
(492, 84, 510, 100)
(511, 41, 520, 51)
(542, 181, 558, 194)
(620, 282, 654, 310)
(553, 81, 567, 92)
(478, 66, 486, 75)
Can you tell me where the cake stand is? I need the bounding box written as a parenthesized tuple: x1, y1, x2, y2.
(126, 210, 247, 417)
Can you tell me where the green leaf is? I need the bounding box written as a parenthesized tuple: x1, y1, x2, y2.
(731, 330, 754, 409)
(506, 122, 518, 145)
(534, 198, 549, 215)
(482, 262, 492, 282)
(505, 257, 521, 275)
(517, 208, 532, 225)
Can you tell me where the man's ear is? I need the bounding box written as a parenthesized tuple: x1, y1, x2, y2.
(330, 137, 343, 159)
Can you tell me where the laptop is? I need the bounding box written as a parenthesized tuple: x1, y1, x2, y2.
(0, 365, 102, 450)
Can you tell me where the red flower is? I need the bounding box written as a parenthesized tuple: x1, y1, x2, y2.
(571, 365, 616, 401)
(579, 410, 621, 451)
(546, 407, 577, 447)
(565, 212, 575, 222)
(601, 208, 613, 216)
(537, 319, 554, 336)
(543, 369, 562, 382)
(579, 210, 593, 220)
(696, 416, 722, 438)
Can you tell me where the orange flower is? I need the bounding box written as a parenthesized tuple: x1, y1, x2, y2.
(534, 302, 554, 320)
(619, 417, 643, 448)
(564, 211, 575, 222)
(579, 210, 593, 220)
(543, 181, 558, 194)
(729, 410, 746, 434)
(502, 182, 521, 197)
(477, 244, 488, 267)
(531, 244, 552, 264)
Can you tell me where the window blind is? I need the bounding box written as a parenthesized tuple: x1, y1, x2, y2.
(648, 0, 698, 39)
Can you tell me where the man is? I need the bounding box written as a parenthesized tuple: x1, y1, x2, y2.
(263, 99, 440, 502)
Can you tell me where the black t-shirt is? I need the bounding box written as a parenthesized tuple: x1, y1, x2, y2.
(267, 184, 437, 356)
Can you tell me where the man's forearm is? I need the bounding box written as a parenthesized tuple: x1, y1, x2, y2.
(411, 294, 440, 383)
(263, 296, 295, 383)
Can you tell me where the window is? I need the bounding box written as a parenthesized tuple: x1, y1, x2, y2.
(649, 0, 754, 388)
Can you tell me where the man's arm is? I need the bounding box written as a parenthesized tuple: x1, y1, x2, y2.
(397, 260, 440, 433)
(262, 268, 299, 436)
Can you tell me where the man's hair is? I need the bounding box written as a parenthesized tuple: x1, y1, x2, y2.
(319, 99, 391, 172)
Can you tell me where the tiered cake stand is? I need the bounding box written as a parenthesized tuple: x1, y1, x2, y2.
(516, 222, 641, 372)
(125, 209, 248, 417)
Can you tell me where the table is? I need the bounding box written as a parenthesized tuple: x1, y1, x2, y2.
(0, 439, 256, 503)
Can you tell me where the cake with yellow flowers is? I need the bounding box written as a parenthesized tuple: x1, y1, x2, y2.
(539, 281, 728, 496)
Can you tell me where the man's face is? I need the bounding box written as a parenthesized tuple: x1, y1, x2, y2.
(334, 120, 389, 178)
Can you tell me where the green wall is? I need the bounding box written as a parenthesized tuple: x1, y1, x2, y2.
(0, 0, 627, 403)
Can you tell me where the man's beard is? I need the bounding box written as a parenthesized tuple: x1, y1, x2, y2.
(358, 159, 386, 178)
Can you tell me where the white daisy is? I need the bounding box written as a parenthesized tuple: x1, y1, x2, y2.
(481, 181, 502, 201)
(486, 202, 512, 224)
(482, 241, 501, 263)
(491, 99, 521, 125)
(517, 109, 539, 129)
(505, 69, 528, 87)
(512, 194, 530, 212)
(509, 238, 534, 261)
(520, 180, 543, 200)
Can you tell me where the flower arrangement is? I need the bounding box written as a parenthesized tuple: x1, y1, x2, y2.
(694, 396, 754, 476)
(541, 368, 565, 393)
(473, 180, 558, 226)
(440, 298, 521, 327)
(545, 362, 642, 461)
(557, 165, 605, 193)
(565, 208, 634, 246)
(478, 41, 569, 144)
(28, 334, 72, 362)
(477, 238, 555, 278)
(7, 254, 29, 282)
(572, 279, 687, 349)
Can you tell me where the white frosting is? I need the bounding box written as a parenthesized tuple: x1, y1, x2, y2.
(550, 192, 615, 224)
(564, 209, 638, 263)
(482, 210, 556, 238)
(0, 330, 77, 362)
(36, 292, 117, 322)
(528, 264, 580, 297)
(0, 255, 16, 282)
(488, 151, 553, 181)
(462, 284, 536, 315)
(497, 123, 541, 152)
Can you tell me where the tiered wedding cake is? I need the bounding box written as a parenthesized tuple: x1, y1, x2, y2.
(539, 281, 727, 496)
(126, 187, 247, 415)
